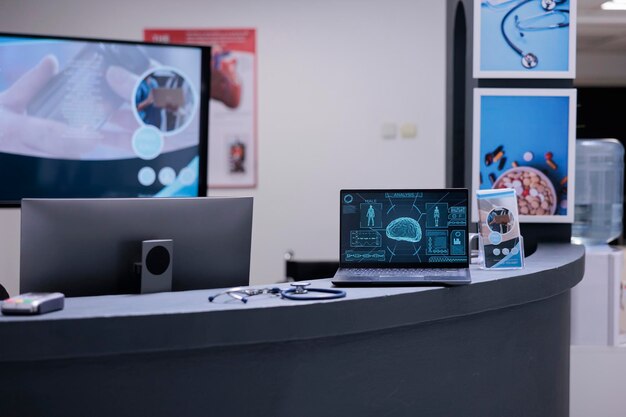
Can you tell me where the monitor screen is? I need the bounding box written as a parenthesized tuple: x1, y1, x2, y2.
(0, 33, 210, 205)
(339, 189, 469, 267)
(20, 197, 252, 296)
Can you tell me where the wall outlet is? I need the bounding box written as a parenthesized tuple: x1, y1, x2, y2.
(381, 123, 397, 139)
(400, 123, 417, 139)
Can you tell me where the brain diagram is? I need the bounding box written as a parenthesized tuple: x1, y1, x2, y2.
(386, 217, 422, 243)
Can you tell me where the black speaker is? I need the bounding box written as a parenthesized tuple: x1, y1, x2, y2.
(139, 239, 173, 294)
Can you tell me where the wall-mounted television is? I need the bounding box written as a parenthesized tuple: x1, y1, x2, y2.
(0, 32, 210, 205)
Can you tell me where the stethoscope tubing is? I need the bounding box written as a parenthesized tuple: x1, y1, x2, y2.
(281, 287, 346, 300)
(516, 10, 569, 31)
(209, 285, 346, 303)
(499, 0, 569, 57)
(500, 0, 534, 56)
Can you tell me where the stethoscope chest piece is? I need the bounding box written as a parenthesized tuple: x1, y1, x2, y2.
(281, 282, 346, 301)
(541, 0, 556, 11)
(522, 52, 538, 69)
(290, 282, 310, 294)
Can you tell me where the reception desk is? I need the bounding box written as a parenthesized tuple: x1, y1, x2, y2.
(0, 243, 584, 417)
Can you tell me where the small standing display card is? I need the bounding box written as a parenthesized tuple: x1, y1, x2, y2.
(476, 189, 524, 269)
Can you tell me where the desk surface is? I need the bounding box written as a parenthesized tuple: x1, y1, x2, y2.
(0, 243, 584, 362)
(0, 243, 585, 417)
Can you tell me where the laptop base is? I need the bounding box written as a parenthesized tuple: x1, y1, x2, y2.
(331, 269, 471, 287)
(331, 279, 469, 287)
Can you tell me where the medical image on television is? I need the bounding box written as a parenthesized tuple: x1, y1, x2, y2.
(135, 69, 196, 134)
(340, 190, 468, 265)
(0, 34, 207, 202)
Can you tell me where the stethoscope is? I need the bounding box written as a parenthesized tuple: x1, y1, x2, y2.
(209, 282, 346, 303)
(486, 0, 569, 69)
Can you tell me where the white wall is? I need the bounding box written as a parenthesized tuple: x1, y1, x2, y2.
(0, 209, 19, 296)
(0, 0, 447, 295)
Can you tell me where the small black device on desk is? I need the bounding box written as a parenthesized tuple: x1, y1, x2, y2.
(1, 292, 65, 315)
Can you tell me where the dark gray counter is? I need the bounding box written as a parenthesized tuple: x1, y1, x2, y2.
(0, 243, 584, 417)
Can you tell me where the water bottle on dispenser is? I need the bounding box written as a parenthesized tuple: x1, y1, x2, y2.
(572, 138, 625, 244)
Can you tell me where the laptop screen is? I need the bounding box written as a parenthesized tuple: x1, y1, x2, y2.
(339, 189, 469, 268)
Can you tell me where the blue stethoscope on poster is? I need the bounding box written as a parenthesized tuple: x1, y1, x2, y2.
(483, 0, 570, 69)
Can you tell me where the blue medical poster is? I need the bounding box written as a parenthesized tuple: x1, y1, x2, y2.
(473, 0, 576, 78)
(472, 88, 576, 223)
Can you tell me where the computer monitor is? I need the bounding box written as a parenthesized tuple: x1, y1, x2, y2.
(0, 32, 211, 205)
(20, 197, 252, 296)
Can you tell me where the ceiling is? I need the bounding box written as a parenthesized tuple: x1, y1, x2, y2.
(578, 0, 626, 52)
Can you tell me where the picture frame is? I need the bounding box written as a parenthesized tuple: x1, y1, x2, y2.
(476, 188, 525, 269)
(144, 28, 258, 189)
(472, 88, 577, 223)
(473, 0, 577, 79)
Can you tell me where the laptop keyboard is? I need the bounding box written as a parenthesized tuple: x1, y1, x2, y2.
(340, 268, 463, 277)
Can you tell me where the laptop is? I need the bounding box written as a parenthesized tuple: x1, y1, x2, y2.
(331, 189, 471, 286)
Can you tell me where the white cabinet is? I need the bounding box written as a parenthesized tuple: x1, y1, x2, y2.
(570, 246, 626, 417)
(570, 244, 624, 346)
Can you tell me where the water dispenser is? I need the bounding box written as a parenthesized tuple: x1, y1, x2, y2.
(572, 138, 625, 244)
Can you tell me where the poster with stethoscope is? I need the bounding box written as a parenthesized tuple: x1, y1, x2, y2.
(472, 88, 577, 223)
(473, 0, 577, 79)
(144, 28, 257, 189)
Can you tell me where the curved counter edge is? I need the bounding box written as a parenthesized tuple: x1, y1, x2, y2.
(0, 243, 585, 362)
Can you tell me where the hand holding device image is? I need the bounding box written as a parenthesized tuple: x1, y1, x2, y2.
(0, 54, 151, 159)
(0, 33, 209, 202)
(0, 39, 202, 160)
(0, 55, 114, 158)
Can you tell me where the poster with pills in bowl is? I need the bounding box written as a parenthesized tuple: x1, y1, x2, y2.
(472, 88, 577, 223)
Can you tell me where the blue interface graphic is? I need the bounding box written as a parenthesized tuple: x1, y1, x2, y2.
(340, 191, 468, 264)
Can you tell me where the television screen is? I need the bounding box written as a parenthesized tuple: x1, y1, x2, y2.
(0, 33, 210, 205)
